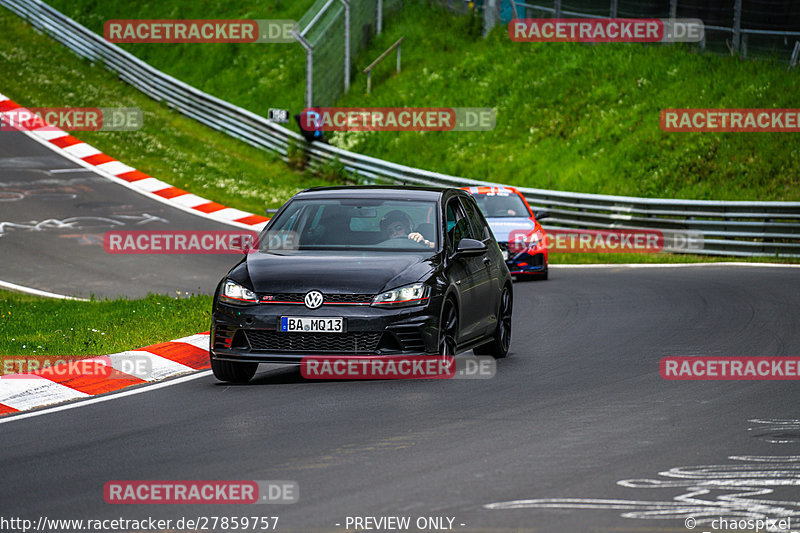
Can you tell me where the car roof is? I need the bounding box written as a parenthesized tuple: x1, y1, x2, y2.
(296, 185, 459, 201)
(460, 185, 521, 196)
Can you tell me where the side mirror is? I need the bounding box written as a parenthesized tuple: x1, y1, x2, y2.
(455, 238, 487, 257)
(534, 209, 550, 221)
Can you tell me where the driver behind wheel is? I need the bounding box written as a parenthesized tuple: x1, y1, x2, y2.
(379, 210, 434, 248)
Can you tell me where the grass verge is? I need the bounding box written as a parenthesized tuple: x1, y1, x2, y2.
(334, 2, 800, 200)
(0, 290, 212, 356)
(31, 0, 800, 201)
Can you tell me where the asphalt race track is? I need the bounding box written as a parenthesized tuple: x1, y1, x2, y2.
(2, 120, 799, 532)
(0, 131, 242, 298)
(2, 265, 799, 532)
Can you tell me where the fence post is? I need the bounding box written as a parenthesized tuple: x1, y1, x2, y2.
(610, 0, 617, 18)
(789, 41, 800, 70)
(732, 0, 742, 54)
(484, 0, 496, 36)
(377, 0, 382, 34)
(291, 28, 314, 108)
(555, 0, 562, 18)
(341, 0, 350, 93)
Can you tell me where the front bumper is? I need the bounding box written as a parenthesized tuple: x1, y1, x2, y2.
(211, 297, 442, 364)
(499, 242, 547, 275)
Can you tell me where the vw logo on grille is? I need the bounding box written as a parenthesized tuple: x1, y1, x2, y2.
(304, 290, 324, 309)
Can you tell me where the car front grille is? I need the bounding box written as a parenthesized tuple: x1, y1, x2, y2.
(244, 330, 382, 354)
(258, 293, 373, 304)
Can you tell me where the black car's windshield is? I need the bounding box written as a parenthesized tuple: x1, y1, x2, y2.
(473, 193, 529, 218)
(261, 198, 439, 252)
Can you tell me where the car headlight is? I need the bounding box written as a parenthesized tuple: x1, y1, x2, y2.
(372, 283, 430, 308)
(220, 280, 258, 305)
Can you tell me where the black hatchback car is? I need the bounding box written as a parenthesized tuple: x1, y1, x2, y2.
(210, 186, 512, 382)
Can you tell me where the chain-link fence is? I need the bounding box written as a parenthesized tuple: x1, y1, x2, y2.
(293, 0, 404, 108)
(434, 0, 800, 62)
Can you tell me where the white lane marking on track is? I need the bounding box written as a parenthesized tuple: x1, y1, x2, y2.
(0, 371, 213, 425)
(0, 377, 90, 410)
(0, 279, 89, 300)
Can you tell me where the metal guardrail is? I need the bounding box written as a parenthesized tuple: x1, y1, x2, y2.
(2, 0, 800, 257)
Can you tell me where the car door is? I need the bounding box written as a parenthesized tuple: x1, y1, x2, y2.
(460, 195, 498, 335)
(444, 197, 485, 342)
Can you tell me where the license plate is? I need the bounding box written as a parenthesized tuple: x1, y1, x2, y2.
(280, 317, 344, 333)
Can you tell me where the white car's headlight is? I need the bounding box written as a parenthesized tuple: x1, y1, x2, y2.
(220, 280, 258, 304)
(372, 283, 430, 308)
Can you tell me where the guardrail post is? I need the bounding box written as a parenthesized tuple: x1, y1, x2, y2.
(732, 0, 742, 54)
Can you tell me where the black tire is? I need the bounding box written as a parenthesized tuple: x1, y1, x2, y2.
(473, 284, 512, 359)
(438, 298, 459, 356)
(210, 356, 258, 383)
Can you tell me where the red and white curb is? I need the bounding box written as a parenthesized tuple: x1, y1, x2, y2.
(0, 93, 269, 231)
(0, 333, 211, 417)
